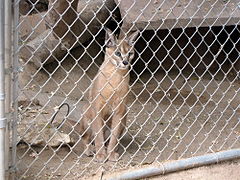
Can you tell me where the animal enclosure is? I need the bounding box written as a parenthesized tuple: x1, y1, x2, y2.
(1, 0, 240, 179)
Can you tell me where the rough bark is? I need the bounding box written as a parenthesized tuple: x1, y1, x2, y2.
(20, 0, 116, 67)
(20, 29, 61, 68)
(45, 0, 116, 47)
(19, 0, 49, 15)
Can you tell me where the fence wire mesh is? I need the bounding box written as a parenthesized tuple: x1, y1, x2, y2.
(10, 0, 240, 179)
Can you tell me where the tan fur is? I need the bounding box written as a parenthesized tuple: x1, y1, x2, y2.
(73, 29, 139, 162)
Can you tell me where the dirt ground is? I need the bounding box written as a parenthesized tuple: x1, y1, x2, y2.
(96, 158, 240, 180)
(13, 53, 240, 179)
(150, 159, 240, 180)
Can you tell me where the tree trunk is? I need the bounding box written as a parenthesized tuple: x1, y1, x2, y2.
(20, 0, 116, 67)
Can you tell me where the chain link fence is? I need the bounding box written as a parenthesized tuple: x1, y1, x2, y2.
(6, 0, 240, 179)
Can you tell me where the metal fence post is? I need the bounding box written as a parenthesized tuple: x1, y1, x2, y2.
(0, 0, 6, 179)
(11, 1, 20, 176)
(4, 0, 12, 178)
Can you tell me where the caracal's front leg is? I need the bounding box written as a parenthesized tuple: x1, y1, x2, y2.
(107, 105, 127, 162)
(91, 111, 107, 162)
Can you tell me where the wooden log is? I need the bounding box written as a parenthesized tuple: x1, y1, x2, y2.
(19, 0, 48, 15)
(19, 0, 116, 67)
(45, 0, 116, 46)
(19, 29, 60, 67)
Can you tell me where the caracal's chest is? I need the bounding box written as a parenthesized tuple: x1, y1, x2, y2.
(98, 73, 129, 98)
(89, 70, 130, 105)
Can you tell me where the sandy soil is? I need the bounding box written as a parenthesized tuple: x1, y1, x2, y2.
(150, 160, 240, 180)
(13, 64, 240, 179)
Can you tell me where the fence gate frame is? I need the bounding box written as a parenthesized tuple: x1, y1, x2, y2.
(0, 0, 240, 179)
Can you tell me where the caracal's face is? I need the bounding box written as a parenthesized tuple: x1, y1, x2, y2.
(105, 29, 139, 70)
(106, 40, 135, 70)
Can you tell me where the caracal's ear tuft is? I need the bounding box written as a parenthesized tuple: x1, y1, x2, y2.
(105, 28, 116, 47)
(127, 30, 139, 46)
